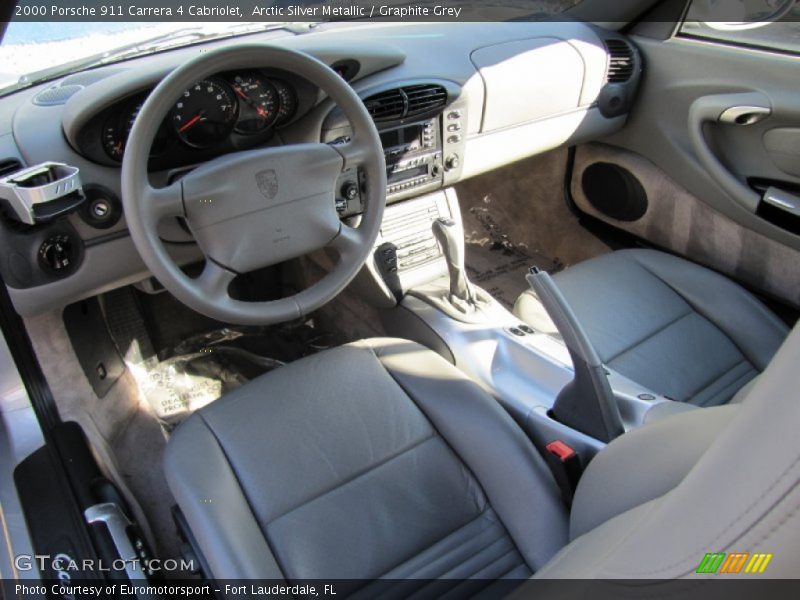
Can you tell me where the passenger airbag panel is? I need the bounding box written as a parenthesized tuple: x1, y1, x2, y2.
(471, 38, 584, 133)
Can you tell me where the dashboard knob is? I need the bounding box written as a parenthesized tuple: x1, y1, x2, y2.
(444, 154, 460, 171)
(39, 235, 74, 272)
(341, 181, 359, 201)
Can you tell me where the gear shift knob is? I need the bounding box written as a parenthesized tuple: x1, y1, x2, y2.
(432, 217, 475, 304)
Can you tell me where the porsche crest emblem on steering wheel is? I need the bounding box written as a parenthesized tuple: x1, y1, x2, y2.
(255, 169, 279, 200)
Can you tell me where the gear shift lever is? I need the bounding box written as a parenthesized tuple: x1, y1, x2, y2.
(432, 217, 476, 306)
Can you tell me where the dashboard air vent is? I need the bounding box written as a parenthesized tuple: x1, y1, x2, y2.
(404, 84, 448, 117)
(364, 89, 406, 121)
(364, 84, 448, 122)
(0, 158, 23, 177)
(605, 40, 635, 83)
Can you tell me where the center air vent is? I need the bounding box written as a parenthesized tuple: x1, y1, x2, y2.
(405, 84, 448, 117)
(364, 89, 406, 121)
(605, 40, 635, 83)
(364, 84, 448, 122)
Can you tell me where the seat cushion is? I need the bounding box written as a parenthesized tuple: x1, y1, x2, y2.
(165, 338, 568, 588)
(514, 249, 788, 406)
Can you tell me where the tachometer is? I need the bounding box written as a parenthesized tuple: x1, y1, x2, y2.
(272, 79, 298, 126)
(172, 79, 237, 148)
(231, 73, 278, 134)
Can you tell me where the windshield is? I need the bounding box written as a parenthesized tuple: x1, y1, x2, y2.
(0, 22, 297, 91)
(0, 1, 581, 93)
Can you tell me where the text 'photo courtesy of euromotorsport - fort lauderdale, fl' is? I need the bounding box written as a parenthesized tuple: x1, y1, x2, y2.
(2, 0, 800, 599)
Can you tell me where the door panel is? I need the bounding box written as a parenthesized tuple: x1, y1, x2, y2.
(570, 143, 800, 307)
(763, 127, 800, 178)
(571, 27, 800, 306)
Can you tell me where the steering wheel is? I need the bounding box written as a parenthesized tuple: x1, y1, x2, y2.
(122, 45, 386, 325)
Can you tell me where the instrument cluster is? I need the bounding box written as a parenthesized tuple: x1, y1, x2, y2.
(100, 71, 299, 163)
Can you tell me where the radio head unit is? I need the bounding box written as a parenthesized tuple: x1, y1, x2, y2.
(380, 118, 443, 197)
(380, 120, 436, 156)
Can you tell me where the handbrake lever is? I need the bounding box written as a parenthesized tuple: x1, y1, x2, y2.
(526, 267, 624, 443)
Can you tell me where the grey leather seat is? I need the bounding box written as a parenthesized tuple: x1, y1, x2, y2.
(515, 249, 789, 406)
(165, 338, 569, 588)
(165, 328, 800, 582)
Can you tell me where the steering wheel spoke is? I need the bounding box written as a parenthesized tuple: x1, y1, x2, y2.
(328, 223, 367, 262)
(142, 181, 185, 225)
(196, 260, 236, 302)
(336, 137, 373, 171)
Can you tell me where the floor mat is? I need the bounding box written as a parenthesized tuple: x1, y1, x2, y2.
(455, 148, 612, 309)
(463, 203, 564, 310)
(103, 288, 337, 425)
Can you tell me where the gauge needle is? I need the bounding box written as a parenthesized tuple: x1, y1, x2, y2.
(235, 86, 270, 119)
(178, 113, 204, 133)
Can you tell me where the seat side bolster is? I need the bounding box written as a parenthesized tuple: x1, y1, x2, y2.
(570, 405, 738, 540)
(164, 414, 285, 580)
(363, 337, 570, 572)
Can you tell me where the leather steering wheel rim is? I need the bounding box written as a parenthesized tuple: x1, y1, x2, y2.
(121, 44, 386, 325)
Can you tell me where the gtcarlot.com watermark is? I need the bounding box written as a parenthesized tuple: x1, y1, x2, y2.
(15, 553, 195, 575)
(12, 555, 341, 597)
(15, 555, 204, 598)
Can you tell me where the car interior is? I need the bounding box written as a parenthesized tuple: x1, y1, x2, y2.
(1, 0, 799, 592)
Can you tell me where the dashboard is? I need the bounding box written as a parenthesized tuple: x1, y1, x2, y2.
(0, 21, 642, 316)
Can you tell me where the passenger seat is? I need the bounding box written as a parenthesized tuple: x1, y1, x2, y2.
(514, 249, 789, 406)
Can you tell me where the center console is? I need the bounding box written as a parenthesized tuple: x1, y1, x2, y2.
(332, 83, 667, 456)
(334, 115, 447, 218)
(331, 86, 468, 218)
(326, 82, 675, 461)
(369, 186, 680, 462)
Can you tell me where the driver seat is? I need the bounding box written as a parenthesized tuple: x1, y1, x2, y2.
(165, 330, 800, 585)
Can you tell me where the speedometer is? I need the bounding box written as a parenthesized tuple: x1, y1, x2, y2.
(231, 73, 278, 134)
(172, 79, 237, 148)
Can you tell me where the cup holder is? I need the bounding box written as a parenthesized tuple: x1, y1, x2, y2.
(0, 161, 85, 225)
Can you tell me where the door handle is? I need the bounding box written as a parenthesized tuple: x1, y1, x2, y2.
(763, 186, 800, 217)
(719, 105, 772, 126)
(688, 91, 771, 212)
